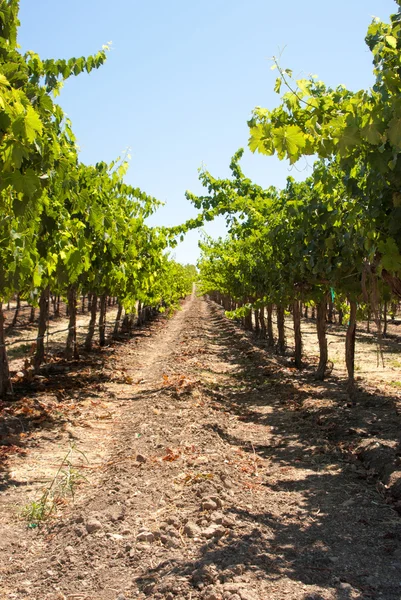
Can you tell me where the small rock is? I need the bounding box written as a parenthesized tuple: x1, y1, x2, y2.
(74, 524, 87, 538)
(211, 512, 224, 524)
(202, 499, 218, 511)
(166, 527, 180, 538)
(107, 505, 126, 522)
(339, 582, 352, 590)
(203, 591, 222, 600)
(209, 495, 223, 508)
(193, 565, 219, 585)
(160, 534, 181, 548)
(167, 516, 180, 528)
(221, 479, 233, 490)
(136, 454, 147, 463)
(136, 531, 154, 543)
(222, 516, 235, 527)
(184, 522, 201, 538)
(194, 455, 209, 465)
(202, 524, 226, 539)
(85, 517, 102, 534)
(106, 533, 124, 540)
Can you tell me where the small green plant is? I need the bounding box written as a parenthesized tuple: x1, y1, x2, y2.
(21, 444, 89, 526)
(21, 497, 54, 524)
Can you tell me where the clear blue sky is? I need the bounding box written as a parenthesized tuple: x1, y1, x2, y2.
(19, 0, 396, 264)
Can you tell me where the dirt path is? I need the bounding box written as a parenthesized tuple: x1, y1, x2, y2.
(2, 293, 401, 600)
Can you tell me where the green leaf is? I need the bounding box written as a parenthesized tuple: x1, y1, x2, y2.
(274, 77, 282, 94)
(0, 73, 9, 86)
(24, 106, 43, 143)
(386, 35, 397, 49)
(11, 168, 40, 198)
(336, 126, 361, 155)
(272, 125, 307, 163)
(248, 125, 273, 155)
(33, 268, 41, 287)
(360, 122, 383, 145)
(12, 143, 25, 168)
(387, 117, 401, 148)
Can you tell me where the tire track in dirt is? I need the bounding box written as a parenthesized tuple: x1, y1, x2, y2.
(3, 294, 401, 600)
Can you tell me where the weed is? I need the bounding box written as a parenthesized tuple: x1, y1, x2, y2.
(21, 444, 88, 526)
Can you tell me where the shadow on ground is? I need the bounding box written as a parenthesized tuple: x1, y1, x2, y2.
(136, 300, 401, 599)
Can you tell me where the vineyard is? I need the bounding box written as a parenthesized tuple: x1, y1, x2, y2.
(2, 1, 401, 599)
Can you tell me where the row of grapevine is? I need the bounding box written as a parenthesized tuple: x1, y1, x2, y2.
(0, 2, 196, 396)
(189, 1, 401, 394)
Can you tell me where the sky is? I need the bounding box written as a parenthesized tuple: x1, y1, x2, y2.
(18, 0, 396, 265)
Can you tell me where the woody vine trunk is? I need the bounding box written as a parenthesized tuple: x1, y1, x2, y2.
(33, 287, 49, 372)
(85, 293, 98, 351)
(346, 300, 357, 397)
(293, 299, 302, 368)
(0, 303, 11, 397)
(267, 304, 274, 347)
(99, 294, 107, 346)
(113, 302, 123, 337)
(277, 305, 286, 355)
(315, 296, 328, 380)
(66, 285, 79, 360)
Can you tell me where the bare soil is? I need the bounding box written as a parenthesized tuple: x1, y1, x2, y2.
(1, 293, 401, 600)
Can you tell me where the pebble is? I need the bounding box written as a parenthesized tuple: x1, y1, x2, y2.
(202, 524, 226, 539)
(339, 582, 352, 590)
(136, 454, 147, 463)
(167, 516, 180, 528)
(106, 533, 124, 541)
(211, 512, 224, 524)
(184, 521, 201, 538)
(202, 499, 218, 511)
(160, 533, 181, 548)
(166, 527, 180, 538)
(209, 495, 223, 508)
(203, 592, 222, 600)
(74, 524, 87, 538)
(85, 517, 102, 534)
(136, 531, 154, 543)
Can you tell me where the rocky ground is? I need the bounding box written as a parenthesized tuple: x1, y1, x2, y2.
(1, 292, 401, 599)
